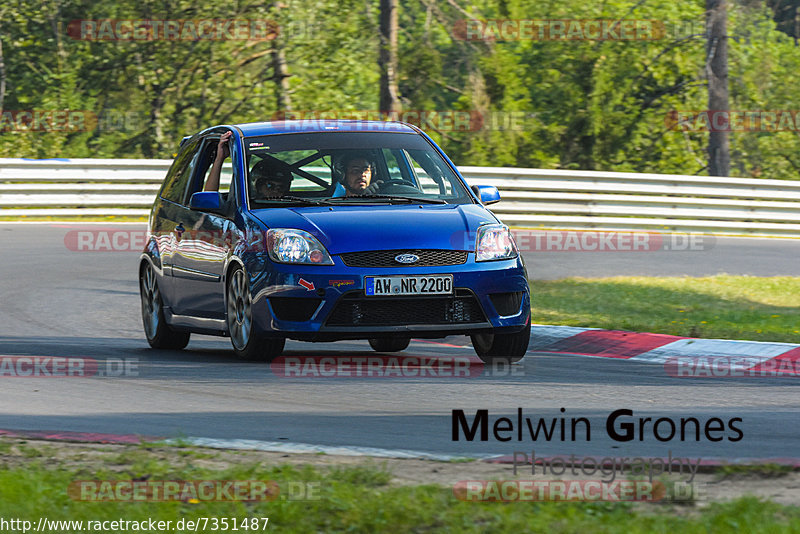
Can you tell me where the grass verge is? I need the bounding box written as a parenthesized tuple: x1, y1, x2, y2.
(532, 275, 800, 343)
(1, 458, 799, 533)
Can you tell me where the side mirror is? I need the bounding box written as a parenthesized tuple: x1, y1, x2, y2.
(471, 185, 501, 205)
(189, 191, 224, 213)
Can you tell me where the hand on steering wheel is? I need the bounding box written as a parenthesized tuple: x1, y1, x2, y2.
(362, 180, 384, 195)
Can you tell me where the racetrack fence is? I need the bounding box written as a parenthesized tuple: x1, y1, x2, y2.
(1, 158, 799, 237)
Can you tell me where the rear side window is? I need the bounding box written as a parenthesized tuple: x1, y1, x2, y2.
(161, 138, 201, 204)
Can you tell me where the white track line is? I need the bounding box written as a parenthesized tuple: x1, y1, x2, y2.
(164, 436, 492, 461)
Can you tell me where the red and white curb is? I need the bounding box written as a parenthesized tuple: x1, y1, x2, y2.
(530, 325, 800, 374)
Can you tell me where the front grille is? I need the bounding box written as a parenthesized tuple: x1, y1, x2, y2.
(340, 249, 468, 268)
(325, 290, 486, 327)
(269, 298, 322, 322)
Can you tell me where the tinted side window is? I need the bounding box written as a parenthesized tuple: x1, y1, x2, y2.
(200, 144, 234, 193)
(161, 139, 201, 204)
(185, 136, 238, 212)
(187, 139, 232, 196)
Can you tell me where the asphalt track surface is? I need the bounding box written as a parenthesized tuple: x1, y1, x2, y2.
(0, 223, 798, 461)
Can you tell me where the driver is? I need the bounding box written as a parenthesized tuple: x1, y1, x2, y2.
(340, 153, 383, 196)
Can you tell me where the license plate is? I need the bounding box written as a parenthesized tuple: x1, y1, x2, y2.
(365, 275, 453, 296)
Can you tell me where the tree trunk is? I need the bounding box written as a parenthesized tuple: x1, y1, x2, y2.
(706, 0, 730, 176)
(271, 41, 292, 111)
(0, 32, 6, 112)
(379, 0, 401, 114)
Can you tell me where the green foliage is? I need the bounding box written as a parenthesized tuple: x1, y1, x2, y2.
(1, 0, 800, 179)
(716, 463, 795, 479)
(0, 460, 799, 532)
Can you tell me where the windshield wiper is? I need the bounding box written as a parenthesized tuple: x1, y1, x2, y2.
(252, 196, 331, 206)
(327, 195, 448, 204)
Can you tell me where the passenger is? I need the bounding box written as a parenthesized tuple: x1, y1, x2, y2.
(253, 159, 293, 198)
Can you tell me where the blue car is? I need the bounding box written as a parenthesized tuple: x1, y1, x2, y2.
(139, 120, 530, 363)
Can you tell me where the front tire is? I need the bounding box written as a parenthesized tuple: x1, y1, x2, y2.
(470, 317, 530, 364)
(226, 266, 284, 361)
(140, 262, 190, 350)
(368, 337, 411, 352)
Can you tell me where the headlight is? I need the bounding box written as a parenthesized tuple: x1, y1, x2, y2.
(475, 224, 518, 262)
(266, 229, 334, 265)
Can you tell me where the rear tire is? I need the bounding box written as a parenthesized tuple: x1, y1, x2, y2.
(470, 317, 530, 364)
(227, 266, 284, 361)
(368, 337, 411, 352)
(140, 262, 190, 350)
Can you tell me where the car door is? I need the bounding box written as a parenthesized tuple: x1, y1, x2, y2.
(170, 132, 238, 318)
(153, 137, 203, 309)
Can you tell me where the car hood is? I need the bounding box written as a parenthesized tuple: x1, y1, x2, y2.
(250, 204, 498, 254)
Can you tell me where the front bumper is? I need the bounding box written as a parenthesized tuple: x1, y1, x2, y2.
(248, 254, 530, 341)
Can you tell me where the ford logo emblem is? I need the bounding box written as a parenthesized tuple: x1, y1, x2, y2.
(394, 254, 419, 264)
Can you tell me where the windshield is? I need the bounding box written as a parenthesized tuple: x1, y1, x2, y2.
(243, 131, 474, 206)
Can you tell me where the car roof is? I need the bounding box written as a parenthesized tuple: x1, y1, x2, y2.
(232, 120, 419, 137)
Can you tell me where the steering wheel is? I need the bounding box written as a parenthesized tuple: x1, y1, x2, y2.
(380, 179, 413, 188)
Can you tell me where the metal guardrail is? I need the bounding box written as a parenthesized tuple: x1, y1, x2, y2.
(1, 158, 800, 236)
